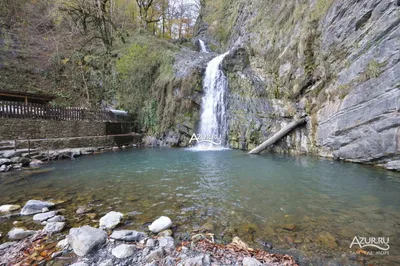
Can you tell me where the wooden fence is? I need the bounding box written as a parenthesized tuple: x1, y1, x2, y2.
(0, 101, 130, 122)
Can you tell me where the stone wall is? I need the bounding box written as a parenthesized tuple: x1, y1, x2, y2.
(0, 119, 140, 149)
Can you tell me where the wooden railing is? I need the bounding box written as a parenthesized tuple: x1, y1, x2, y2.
(0, 101, 130, 122)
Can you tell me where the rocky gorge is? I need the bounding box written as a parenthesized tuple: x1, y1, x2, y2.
(148, 0, 400, 171)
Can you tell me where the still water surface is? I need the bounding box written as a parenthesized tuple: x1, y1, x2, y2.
(0, 148, 399, 264)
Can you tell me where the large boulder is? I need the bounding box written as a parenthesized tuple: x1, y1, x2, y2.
(67, 226, 107, 256)
(20, 200, 54, 216)
(148, 216, 172, 233)
(7, 228, 36, 240)
(0, 204, 21, 213)
(110, 230, 146, 242)
(111, 244, 135, 259)
(99, 211, 123, 229)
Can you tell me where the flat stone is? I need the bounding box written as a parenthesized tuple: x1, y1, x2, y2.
(148, 216, 172, 233)
(47, 215, 65, 223)
(7, 228, 36, 240)
(99, 211, 123, 229)
(110, 230, 146, 242)
(111, 244, 135, 259)
(44, 222, 65, 233)
(243, 257, 263, 266)
(67, 226, 107, 256)
(33, 211, 57, 222)
(20, 200, 54, 216)
(0, 242, 16, 250)
(0, 204, 21, 213)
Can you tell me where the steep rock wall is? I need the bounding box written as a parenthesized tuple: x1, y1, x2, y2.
(197, 0, 400, 170)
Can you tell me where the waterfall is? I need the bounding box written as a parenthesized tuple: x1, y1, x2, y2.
(199, 39, 209, 53)
(192, 51, 230, 150)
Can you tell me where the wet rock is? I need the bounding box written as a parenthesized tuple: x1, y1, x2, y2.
(76, 206, 93, 215)
(7, 228, 36, 240)
(0, 204, 21, 213)
(112, 244, 135, 259)
(146, 248, 164, 262)
(67, 225, 107, 256)
(33, 211, 57, 222)
(85, 213, 97, 219)
(159, 236, 175, 249)
(20, 200, 54, 215)
(148, 216, 172, 233)
(110, 230, 147, 242)
(317, 231, 338, 248)
(29, 160, 43, 168)
(243, 257, 263, 266)
(44, 222, 65, 233)
(200, 222, 214, 232)
(282, 224, 297, 231)
(47, 215, 65, 223)
(99, 211, 123, 229)
(158, 229, 173, 237)
(0, 242, 16, 250)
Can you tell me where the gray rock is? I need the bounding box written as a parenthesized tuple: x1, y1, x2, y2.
(146, 238, 155, 247)
(7, 228, 36, 240)
(384, 160, 400, 171)
(99, 211, 123, 229)
(110, 230, 146, 242)
(99, 259, 114, 266)
(158, 229, 173, 237)
(29, 159, 43, 168)
(76, 206, 92, 214)
(0, 242, 16, 250)
(243, 257, 263, 266)
(69, 263, 88, 266)
(146, 248, 164, 262)
(20, 200, 54, 215)
(44, 222, 65, 233)
(33, 211, 57, 222)
(148, 216, 172, 233)
(0, 159, 11, 166)
(0, 204, 21, 213)
(159, 237, 175, 249)
(56, 238, 69, 249)
(111, 244, 135, 259)
(67, 226, 107, 256)
(47, 215, 65, 223)
(181, 255, 210, 266)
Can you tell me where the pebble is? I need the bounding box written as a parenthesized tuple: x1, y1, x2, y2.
(112, 244, 135, 259)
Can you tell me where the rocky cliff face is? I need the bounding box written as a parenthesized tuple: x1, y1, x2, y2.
(188, 0, 400, 170)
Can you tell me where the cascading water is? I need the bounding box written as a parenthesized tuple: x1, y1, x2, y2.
(199, 39, 209, 53)
(192, 50, 230, 150)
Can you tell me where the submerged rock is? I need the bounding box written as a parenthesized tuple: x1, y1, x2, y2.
(67, 226, 107, 256)
(112, 244, 135, 259)
(282, 224, 297, 232)
(110, 230, 146, 242)
(0, 204, 21, 213)
(20, 200, 54, 216)
(99, 211, 123, 229)
(33, 211, 57, 222)
(7, 228, 36, 240)
(148, 216, 172, 233)
(44, 222, 65, 233)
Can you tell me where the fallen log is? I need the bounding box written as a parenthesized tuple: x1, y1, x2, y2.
(248, 117, 306, 154)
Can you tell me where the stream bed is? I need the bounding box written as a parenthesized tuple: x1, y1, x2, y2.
(0, 148, 399, 265)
